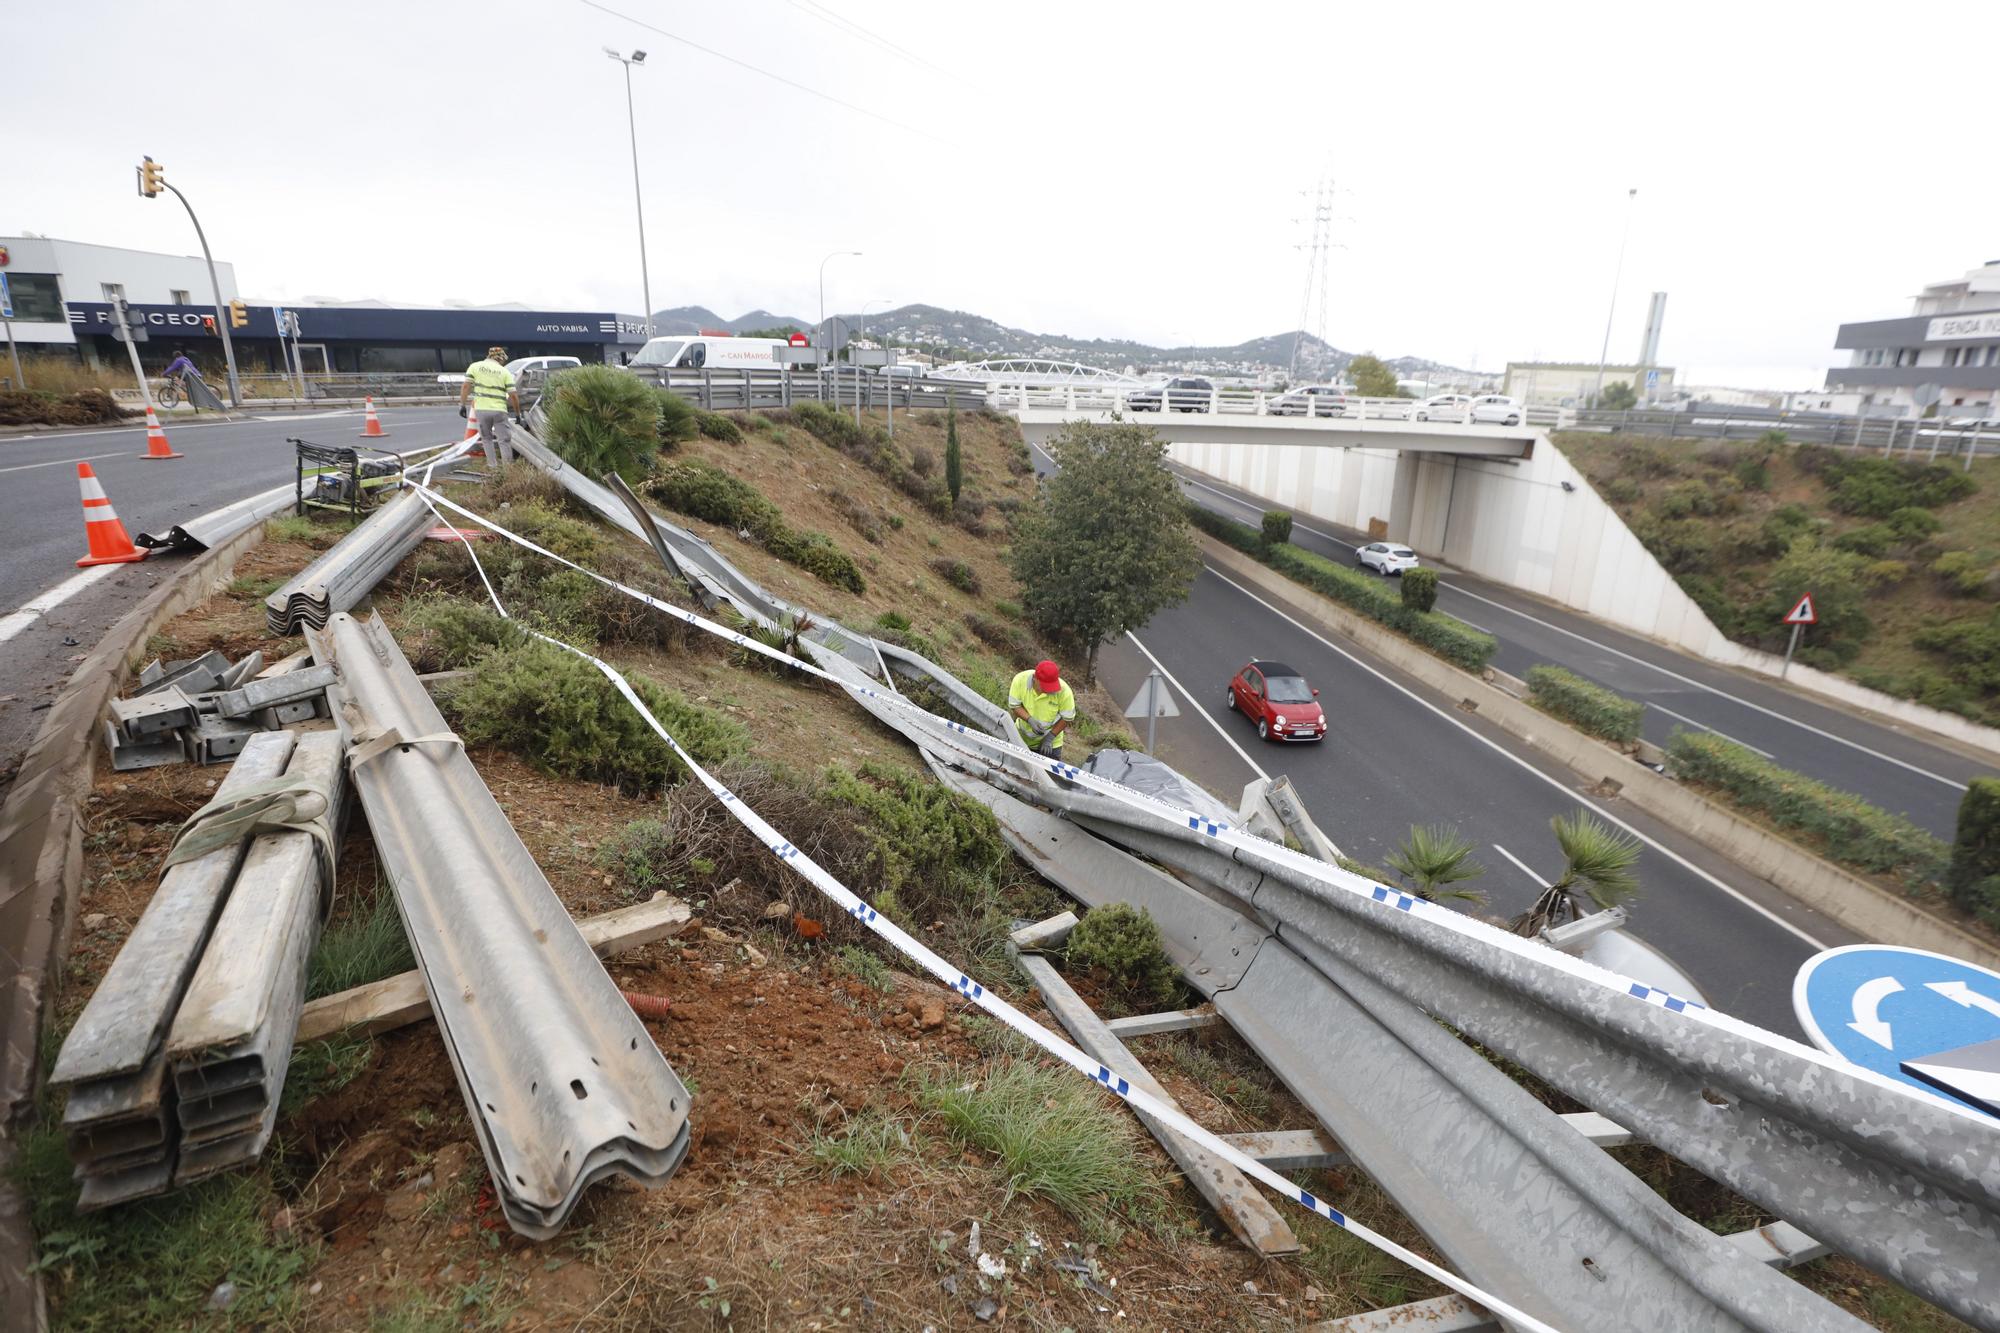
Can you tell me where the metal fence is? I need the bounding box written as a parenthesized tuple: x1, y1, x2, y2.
(1563, 407, 1994, 460)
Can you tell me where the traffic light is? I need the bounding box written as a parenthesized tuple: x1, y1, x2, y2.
(228, 299, 249, 330)
(137, 157, 164, 198)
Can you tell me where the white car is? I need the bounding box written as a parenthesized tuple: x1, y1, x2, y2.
(1357, 541, 1420, 575)
(1468, 394, 1525, 426)
(1413, 393, 1472, 422)
(435, 355, 581, 388)
(1269, 385, 1353, 418)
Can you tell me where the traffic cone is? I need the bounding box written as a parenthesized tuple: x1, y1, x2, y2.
(358, 396, 390, 438)
(75, 464, 150, 567)
(464, 406, 483, 457)
(139, 406, 182, 460)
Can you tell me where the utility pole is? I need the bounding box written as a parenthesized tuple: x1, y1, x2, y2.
(1592, 188, 1637, 411)
(137, 156, 243, 407)
(603, 49, 654, 339)
(818, 250, 862, 399)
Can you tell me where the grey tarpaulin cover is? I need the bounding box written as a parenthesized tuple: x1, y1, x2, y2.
(1083, 749, 1238, 832)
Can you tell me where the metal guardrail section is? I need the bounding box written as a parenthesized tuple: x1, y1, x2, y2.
(265, 490, 432, 635)
(312, 612, 690, 1238)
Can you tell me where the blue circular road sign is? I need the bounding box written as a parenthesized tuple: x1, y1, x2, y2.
(1795, 945, 2000, 1116)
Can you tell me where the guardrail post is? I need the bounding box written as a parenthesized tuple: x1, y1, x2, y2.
(699, 369, 711, 410)
(1967, 422, 1982, 471)
(1209, 387, 1218, 414)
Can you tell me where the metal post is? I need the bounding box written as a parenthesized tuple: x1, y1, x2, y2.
(113, 302, 156, 411)
(1882, 416, 1896, 458)
(886, 370, 894, 439)
(1782, 621, 1802, 678)
(605, 52, 653, 342)
(2, 316, 20, 389)
(1145, 672, 1162, 755)
(1592, 187, 1637, 410)
(1853, 404, 1866, 448)
(1968, 421, 1982, 472)
(158, 180, 243, 408)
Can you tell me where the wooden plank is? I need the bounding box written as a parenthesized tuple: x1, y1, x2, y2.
(1219, 1127, 1348, 1171)
(1013, 949, 1300, 1256)
(1104, 1008, 1220, 1039)
(295, 894, 690, 1044)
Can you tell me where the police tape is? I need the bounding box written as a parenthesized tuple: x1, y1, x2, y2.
(405, 483, 1566, 1333)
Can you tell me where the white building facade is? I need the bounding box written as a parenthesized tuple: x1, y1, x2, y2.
(1825, 260, 2000, 420)
(0, 235, 240, 352)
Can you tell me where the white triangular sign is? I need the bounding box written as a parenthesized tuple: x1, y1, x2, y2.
(1783, 594, 1817, 626)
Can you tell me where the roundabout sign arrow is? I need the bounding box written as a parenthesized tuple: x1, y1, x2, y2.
(1796, 945, 2000, 1116)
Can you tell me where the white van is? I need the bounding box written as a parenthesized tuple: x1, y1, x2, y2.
(629, 335, 796, 372)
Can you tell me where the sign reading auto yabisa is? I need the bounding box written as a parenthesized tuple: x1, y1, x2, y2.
(1795, 945, 2000, 1117)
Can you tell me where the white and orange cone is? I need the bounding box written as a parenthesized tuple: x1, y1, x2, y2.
(139, 406, 182, 460)
(358, 396, 390, 438)
(75, 464, 150, 567)
(464, 402, 483, 456)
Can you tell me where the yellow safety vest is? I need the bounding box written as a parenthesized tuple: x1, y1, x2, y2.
(1008, 670, 1076, 746)
(466, 358, 514, 410)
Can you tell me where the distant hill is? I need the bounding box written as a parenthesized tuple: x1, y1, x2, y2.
(651, 301, 1476, 382)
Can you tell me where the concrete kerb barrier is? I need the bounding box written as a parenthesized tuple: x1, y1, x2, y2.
(1197, 536, 2000, 972)
(0, 502, 277, 1324)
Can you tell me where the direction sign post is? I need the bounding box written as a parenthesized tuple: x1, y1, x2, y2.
(1794, 944, 2000, 1117)
(1780, 593, 1817, 678)
(1122, 669, 1179, 754)
(0, 273, 20, 389)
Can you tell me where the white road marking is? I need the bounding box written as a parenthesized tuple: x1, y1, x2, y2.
(253, 410, 360, 421)
(1204, 564, 1830, 948)
(1180, 472, 1968, 792)
(1490, 843, 1546, 888)
(0, 565, 121, 643)
(1124, 631, 1270, 782)
(1645, 701, 1776, 758)
(0, 451, 128, 476)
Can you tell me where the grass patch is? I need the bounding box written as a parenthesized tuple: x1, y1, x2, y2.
(913, 1057, 1155, 1235)
(646, 459, 865, 593)
(1151, 1035, 1277, 1125)
(265, 512, 344, 544)
(806, 1105, 913, 1179)
(306, 881, 413, 999)
(833, 944, 896, 993)
(279, 1030, 376, 1119)
(595, 818, 681, 901)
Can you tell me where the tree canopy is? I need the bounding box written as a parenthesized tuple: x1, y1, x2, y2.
(1597, 381, 1638, 411)
(1346, 354, 1400, 398)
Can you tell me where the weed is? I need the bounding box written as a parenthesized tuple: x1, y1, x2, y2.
(833, 944, 896, 993)
(227, 573, 285, 600)
(597, 819, 681, 900)
(873, 610, 911, 633)
(1152, 1035, 1276, 1124)
(821, 762, 1007, 914)
(1066, 904, 1180, 1013)
(280, 1030, 376, 1118)
(307, 881, 414, 999)
(807, 1105, 913, 1178)
(265, 512, 344, 544)
(930, 557, 980, 594)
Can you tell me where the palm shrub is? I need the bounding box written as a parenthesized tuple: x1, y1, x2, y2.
(1401, 566, 1439, 613)
(656, 390, 699, 449)
(1945, 778, 2000, 925)
(1386, 824, 1486, 903)
(540, 365, 659, 480)
(1509, 811, 1640, 936)
(1261, 510, 1294, 545)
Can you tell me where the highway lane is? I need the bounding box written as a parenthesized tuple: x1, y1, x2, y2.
(1093, 567, 1863, 1037)
(1170, 466, 1994, 839)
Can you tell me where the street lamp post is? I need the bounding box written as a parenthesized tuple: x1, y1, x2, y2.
(136, 157, 243, 407)
(604, 48, 653, 340)
(1592, 187, 1638, 411)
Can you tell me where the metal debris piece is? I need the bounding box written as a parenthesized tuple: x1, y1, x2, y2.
(264, 490, 430, 636)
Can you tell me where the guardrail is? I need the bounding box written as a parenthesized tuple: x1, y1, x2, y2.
(989, 383, 1543, 429)
(1567, 407, 1995, 459)
(617, 365, 988, 413)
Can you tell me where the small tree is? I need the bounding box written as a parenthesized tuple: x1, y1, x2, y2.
(1510, 811, 1640, 936)
(1597, 381, 1638, 411)
(1387, 824, 1486, 903)
(1347, 353, 1400, 398)
(1261, 509, 1293, 545)
(1947, 778, 2000, 923)
(1066, 903, 1179, 1011)
(945, 397, 963, 506)
(1401, 566, 1439, 612)
(1007, 421, 1200, 681)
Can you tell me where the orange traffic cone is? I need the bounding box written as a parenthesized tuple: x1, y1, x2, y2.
(358, 396, 390, 438)
(75, 464, 150, 567)
(139, 406, 182, 460)
(464, 405, 483, 457)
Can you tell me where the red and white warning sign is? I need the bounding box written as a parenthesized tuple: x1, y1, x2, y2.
(1782, 594, 1818, 626)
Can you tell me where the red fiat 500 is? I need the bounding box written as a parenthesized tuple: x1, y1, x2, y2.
(1226, 660, 1326, 743)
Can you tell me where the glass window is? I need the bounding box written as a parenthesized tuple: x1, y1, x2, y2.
(3, 273, 65, 323)
(1946, 348, 1961, 367)
(1246, 670, 1264, 697)
(171, 289, 191, 305)
(630, 338, 685, 367)
(358, 345, 445, 373)
(1266, 675, 1313, 703)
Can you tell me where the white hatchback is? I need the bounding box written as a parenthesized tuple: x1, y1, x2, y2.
(1357, 541, 1420, 575)
(1468, 394, 1525, 426)
(1413, 393, 1472, 422)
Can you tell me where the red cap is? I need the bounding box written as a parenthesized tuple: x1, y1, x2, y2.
(1034, 660, 1061, 692)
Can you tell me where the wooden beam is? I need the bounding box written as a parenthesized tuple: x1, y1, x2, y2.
(1104, 1008, 1220, 1039)
(296, 894, 689, 1044)
(1013, 949, 1300, 1256)
(1219, 1127, 1348, 1171)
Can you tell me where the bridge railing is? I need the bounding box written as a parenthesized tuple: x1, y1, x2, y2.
(989, 383, 1537, 429)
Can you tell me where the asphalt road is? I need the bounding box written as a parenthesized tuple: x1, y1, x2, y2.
(0, 404, 467, 797)
(1094, 569, 1861, 1037)
(1170, 467, 1995, 839)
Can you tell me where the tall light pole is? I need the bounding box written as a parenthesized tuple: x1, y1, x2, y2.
(1592, 187, 1638, 410)
(818, 250, 861, 364)
(135, 156, 243, 407)
(857, 298, 891, 427)
(604, 48, 653, 339)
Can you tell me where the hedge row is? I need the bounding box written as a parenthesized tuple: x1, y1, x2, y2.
(1947, 778, 2000, 926)
(646, 460, 865, 593)
(1527, 665, 1645, 744)
(1666, 731, 1950, 887)
(1186, 505, 1496, 671)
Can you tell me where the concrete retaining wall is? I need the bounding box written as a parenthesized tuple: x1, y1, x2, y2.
(1170, 437, 2000, 759)
(1200, 536, 2000, 971)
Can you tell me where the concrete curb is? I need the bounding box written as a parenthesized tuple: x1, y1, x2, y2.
(0, 513, 271, 1327)
(1199, 536, 2000, 971)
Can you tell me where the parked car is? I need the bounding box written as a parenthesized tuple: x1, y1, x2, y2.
(1413, 393, 1472, 422)
(1468, 393, 1525, 426)
(1127, 377, 1214, 412)
(436, 354, 581, 388)
(1226, 660, 1327, 743)
(1269, 385, 1353, 418)
(1357, 541, 1420, 575)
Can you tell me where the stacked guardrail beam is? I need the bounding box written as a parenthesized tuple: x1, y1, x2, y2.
(265, 490, 430, 636)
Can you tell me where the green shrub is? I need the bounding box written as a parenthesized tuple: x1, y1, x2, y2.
(1913, 610, 2000, 695)
(930, 557, 980, 594)
(1755, 539, 1885, 665)
(656, 390, 698, 448)
(1734, 456, 1772, 491)
(1946, 779, 2000, 925)
(821, 762, 1006, 912)
(399, 598, 527, 671)
(791, 399, 878, 456)
(1657, 479, 1719, 519)
(1756, 504, 1820, 556)
(448, 640, 746, 792)
(1527, 665, 1645, 744)
(1832, 523, 1897, 557)
(874, 610, 911, 632)
(1758, 429, 1789, 447)
(1932, 550, 1992, 596)
(1865, 558, 1911, 584)
(945, 399, 963, 504)
(1887, 506, 1943, 541)
(646, 460, 863, 592)
(1603, 477, 1642, 505)
(1629, 513, 1720, 577)
(1819, 454, 1977, 518)
(1400, 566, 1439, 613)
(1066, 903, 1180, 1011)
(596, 819, 680, 900)
(1666, 732, 1949, 886)
(695, 408, 743, 443)
(541, 365, 660, 480)
(1261, 510, 1294, 544)
(1185, 505, 1495, 670)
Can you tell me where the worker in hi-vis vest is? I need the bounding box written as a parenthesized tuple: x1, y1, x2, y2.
(458, 346, 520, 464)
(1008, 659, 1076, 757)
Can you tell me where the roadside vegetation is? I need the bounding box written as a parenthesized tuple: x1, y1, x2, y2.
(1554, 432, 1999, 725)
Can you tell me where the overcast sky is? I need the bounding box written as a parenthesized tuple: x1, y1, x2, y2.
(15, 1, 1996, 388)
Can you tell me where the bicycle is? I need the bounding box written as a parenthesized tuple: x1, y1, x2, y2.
(155, 375, 184, 409)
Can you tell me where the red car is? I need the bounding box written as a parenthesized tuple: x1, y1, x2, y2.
(1226, 660, 1326, 742)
